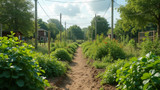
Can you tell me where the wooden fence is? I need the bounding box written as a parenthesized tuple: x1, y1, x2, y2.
(138, 30, 156, 43)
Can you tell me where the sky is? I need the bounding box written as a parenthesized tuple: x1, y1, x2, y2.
(35, 0, 126, 29)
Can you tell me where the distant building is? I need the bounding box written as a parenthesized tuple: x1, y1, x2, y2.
(2, 31, 23, 40)
(107, 34, 116, 39)
(38, 29, 47, 43)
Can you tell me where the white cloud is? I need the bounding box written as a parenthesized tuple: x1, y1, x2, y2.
(51, 3, 80, 17)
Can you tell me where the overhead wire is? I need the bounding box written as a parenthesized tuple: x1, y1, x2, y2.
(38, 1, 51, 19)
(103, 2, 111, 17)
(41, 0, 59, 17)
(45, 0, 105, 3)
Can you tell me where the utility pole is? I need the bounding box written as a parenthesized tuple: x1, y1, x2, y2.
(95, 14, 97, 40)
(60, 13, 62, 42)
(65, 22, 66, 43)
(0, 24, 2, 37)
(35, 0, 38, 49)
(111, 0, 114, 40)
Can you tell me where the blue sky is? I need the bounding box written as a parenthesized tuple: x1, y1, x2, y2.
(36, 0, 126, 28)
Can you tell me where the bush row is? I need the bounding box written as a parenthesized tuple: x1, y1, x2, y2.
(34, 53, 67, 78)
(0, 33, 49, 89)
(82, 35, 160, 89)
(51, 42, 78, 62)
(0, 32, 78, 89)
(82, 35, 126, 62)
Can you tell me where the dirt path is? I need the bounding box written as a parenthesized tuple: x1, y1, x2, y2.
(48, 47, 116, 90)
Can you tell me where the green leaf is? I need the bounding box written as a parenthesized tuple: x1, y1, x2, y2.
(143, 83, 150, 90)
(3, 71, 10, 78)
(12, 75, 19, 79)
(141, 57, 147, 62)
(16, 80, 24, 87)
(143, 79, 150, 85)
(154, 72, 160, 77)
(149, 69, 155, 75)
(141, 73, 151, 80)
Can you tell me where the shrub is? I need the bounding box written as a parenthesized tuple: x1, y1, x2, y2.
(82, 37, 126, 61)
(116, 53, 160, 90)
(101, 60, 126, 84)
(92, 61, 109, 69)
(51, 48, 72, 62)
(0, 32, 49, 89)
(140, 37, 160, 56)
(34, 53, 67, 77)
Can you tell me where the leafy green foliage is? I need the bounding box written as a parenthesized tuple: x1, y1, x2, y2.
(91, 15, 110, 36)
(92, 61, 109, 69)
(0, 32, 49, 89)
(139, 36, 160, 56)
(101, 60, 126, 84)
(82, 35, 126, 61)
(0, 0, 34, 36)
(67, 25, 84, 40)
(118, 0, 160, 35)
(51, 48, 72, 62)
(116, 53, 160, 90)
(34, 53, 67, 78)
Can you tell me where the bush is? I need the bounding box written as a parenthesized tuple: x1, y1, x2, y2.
(92, 61, 109, 69)
(0, 32, 49, 89)
(34, 53, 67, 77)
(101, 60, 126, 84)
(140, 37, 160, 56)
(116, 53, 160, 90)
(51, 48, 72, 62)
(82, 37, 126, 61)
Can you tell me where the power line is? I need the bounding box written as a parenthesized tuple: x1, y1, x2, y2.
(38, 1, 51, 19)
(103, 3, 111, 17)
(41, 0, 59, 17)
(45, 0, 105, 3)
(114, 1, 121, 6)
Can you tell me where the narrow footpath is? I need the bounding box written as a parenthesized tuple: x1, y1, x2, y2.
(48, 47, 116, 90)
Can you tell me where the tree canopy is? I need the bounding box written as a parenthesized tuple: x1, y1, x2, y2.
(67, 25, 84, 40)
(118, 0, 160, 36)
(91, 15, 110, 36)
(0, 0, 34, 36)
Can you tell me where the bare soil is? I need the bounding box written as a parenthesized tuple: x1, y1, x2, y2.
(47, 47, 116, 90)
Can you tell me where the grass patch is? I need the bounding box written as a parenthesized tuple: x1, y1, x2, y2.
(92, 61, 109, 69)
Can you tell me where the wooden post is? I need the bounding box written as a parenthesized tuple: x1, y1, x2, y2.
(35, 0, 38, 49)
(48, 31, 50, 56)
(111, 0, 114, 40)
(0, 24, 2, 37)
(95, 14, 97, 40)
(60, 13, 62, 42)
(65, 22, 66, 43)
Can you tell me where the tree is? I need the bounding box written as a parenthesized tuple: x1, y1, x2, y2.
(67, 25, 84, 41)
(91, 15, 110, 37)
(38, 18, 48, 30)
(0, 0, 34, 36)
(47, 22, 59, 40)
(47, 19, 64, 31)
(118, 0, 160, 37)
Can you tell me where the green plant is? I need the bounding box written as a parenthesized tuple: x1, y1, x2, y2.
(0, 32, 49, 89)
(34, 53, 67, 77)
(51, 48, 72, 62)
(92, 61, 109, 69)
(101, 60, 126, 85)
(82, 36, 126, 61)
(140, 36, 160, 56)
(116, 53, 160, 90)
